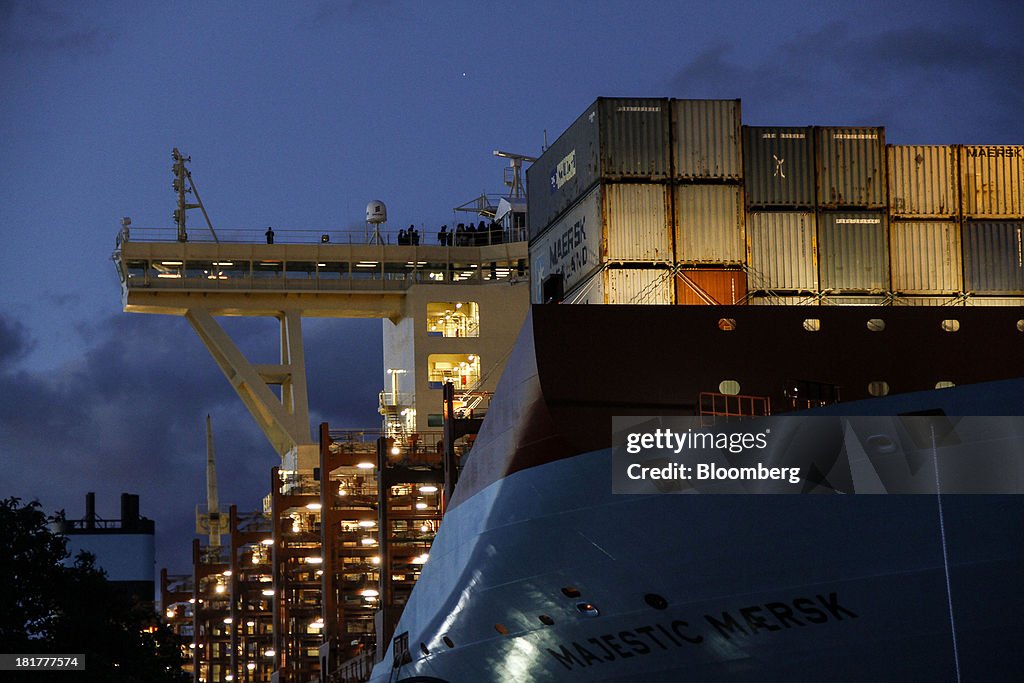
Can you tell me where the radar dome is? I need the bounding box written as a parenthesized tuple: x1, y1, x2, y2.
(366, 200, 387, 224)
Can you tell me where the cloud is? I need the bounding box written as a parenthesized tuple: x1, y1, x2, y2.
(668, 21, 1024, 141)
(0, 315, 33, 367)
(0, 310, 383, 574)
(0, 0, 119, 56)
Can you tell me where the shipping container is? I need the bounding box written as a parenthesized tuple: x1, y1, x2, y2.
(820, 295, 891, 306)
(959, 146, 1024, 219)
(675, 268, 747, 305)
(675, 184, 744, 263)
(964, 296, 1024, 307)
(962, 220, 1024, 294)
(748, 295, 819, 306)
(528, 183, 671, 303)
(816, 127, 886, 208)
(818, 211, 890, 292)
(564, 266, 673, 305)
(746, 211, 817, 291)
(527, 98, 671, 237)
(892, 296, 965, 307)
(889, 220, 962, 294)
(887, 145, 958, 218)
(671, 99, 742, 180)
(742, 126, 815, 207)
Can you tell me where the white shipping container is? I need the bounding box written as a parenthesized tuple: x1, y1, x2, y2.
(603, 184, 673, 262)
(960, 146, 1024, 218)
(748, 294, 819, 306)
(746, 212, 817, 291)
(964, 296, 1024, 307)
(529, 187, 603, 303)
(889, 221, 962, 294)
(675, 184, 745, 263)
(888, 145, 958, 218)
(564, 267, 673, 305)
(528, 183, 671, 303)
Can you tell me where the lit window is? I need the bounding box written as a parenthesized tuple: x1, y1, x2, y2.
(935, 381, 955, 389)
(867, 318, 885, 332)
(802, 318, 821, 332)
(940, 319, 960, 332)
(718, 380, 741, 395)
(868, 381, 890, 397)
(427, 354, 481, 389)
(426, 302, 480, 337)
(717, 318, 737, 331)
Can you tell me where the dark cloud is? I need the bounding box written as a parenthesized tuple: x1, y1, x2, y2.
(0, 310, 383, 575)
(0, 0, 119, 56)
(0, 315, 33, 367)
(669, 21, 1024, 141)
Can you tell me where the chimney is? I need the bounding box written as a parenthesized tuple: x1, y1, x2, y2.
(85, 492, 96, 530)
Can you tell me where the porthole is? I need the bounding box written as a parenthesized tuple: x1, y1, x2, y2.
(935, 381, 955, 389)
(1017, 320, 1024, 333)
(494, 623, 509, 635)
(442, 636, 455, 648)
(561, 586, 581, 598)
(644, 593, 669, 610)
(802, 318, 821, 332)
(538, 614, 555, 625)
(868, 381, 890, 397)
(419, 642, 430, 656)
(940, 319, 960, 332)
(576, 602, 600, 617)
(717, 317, 737, 331)
(718, 380, 740, 396)
(867, 318, 885, 332)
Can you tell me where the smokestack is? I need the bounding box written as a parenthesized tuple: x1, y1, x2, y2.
(85, 492, 96, 530)
(121, 493, 140, 527)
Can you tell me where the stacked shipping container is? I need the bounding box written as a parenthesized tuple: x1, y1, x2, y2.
(673, 100, 747, 305)
(527, 98, 673, 304)
(528, 98, 1024, 307)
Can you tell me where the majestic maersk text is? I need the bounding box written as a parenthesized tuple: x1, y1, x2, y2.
(546, 592, 857, 671)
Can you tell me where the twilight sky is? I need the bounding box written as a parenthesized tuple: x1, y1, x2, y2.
(1, 0, 1021, 576)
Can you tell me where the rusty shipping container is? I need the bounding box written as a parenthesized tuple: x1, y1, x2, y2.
(671, 99, 742, 180)
(526, 98, 671, 238)
(959, 146, 1024, 219)
(528, 183, 671, 304)
(816, 127, 886, 208)
(675, 184, 745, 263)
(746, 211, 818, 292)
(818, 211, 890, 292)
(889, 220, 962, 295)
(962, 221, 1024, 294)
(888, 145, 958, 218)
(564, 266, 673, 305)
(742, 126, 815, 207)
(675, 268, 748, 305)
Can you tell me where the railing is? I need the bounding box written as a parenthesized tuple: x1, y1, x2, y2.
(698, 392, 771, 419)
(116, 225, 527, 247)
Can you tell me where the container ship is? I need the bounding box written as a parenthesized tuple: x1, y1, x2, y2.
(115, 98, 1024, 682)
(365, 99, 1024, 682)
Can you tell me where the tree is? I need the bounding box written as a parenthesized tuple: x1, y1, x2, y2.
(0, 497, 188, 682)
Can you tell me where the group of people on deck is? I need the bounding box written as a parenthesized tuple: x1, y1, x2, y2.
(436, 221, 504, 246)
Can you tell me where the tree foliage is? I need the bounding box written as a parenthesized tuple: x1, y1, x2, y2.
(0, 497, 188, 682)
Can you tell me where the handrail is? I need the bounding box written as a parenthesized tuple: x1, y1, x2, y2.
(117, 225, 527, 246)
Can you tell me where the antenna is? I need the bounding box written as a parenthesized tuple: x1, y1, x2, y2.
(492, 150, 538, 200)
(172, 148, 220, 243)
